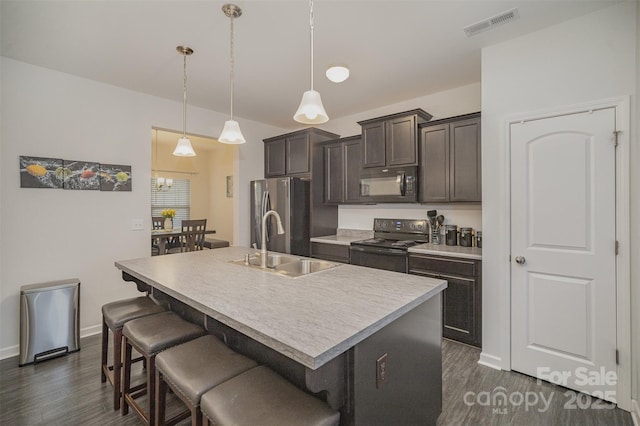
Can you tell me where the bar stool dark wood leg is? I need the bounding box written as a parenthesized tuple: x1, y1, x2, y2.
(101, 319, 109, 383)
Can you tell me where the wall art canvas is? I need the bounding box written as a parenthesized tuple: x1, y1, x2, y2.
(99, 164, 132, 191)
(226, 175, 233, 197)
(19, 156, 64, 189)
(62, 160, 100, 190)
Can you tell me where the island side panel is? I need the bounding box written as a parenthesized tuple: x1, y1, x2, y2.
(353, 294, 442, 425)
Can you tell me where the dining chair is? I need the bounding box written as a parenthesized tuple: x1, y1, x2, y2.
(152, 216, 164, 230)
(167, 219, 207, 254)
(151, 216, 165, 255)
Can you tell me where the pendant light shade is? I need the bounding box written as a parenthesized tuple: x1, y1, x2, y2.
(219, 4, 246, 144)
(174, 46, 196, 157)
(294, 90, 328, 124)
(294, 0, 328, 124)
(219, 119, 245, 144)
(173, 136, 195, 156)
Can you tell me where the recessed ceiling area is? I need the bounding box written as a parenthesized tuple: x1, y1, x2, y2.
(0, 1, 622, 129)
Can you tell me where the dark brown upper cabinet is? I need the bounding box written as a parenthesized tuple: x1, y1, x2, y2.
(263, 128, 339, 178)
(420, 112, 481, 203)
(323, 136, 362, 204)
(358, 109, 433, 168)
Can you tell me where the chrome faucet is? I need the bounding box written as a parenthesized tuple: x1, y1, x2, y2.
(260, 210, 285, 268)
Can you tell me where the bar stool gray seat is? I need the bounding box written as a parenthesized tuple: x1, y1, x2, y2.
(101, 296, 165, 410)
(203, 237, 229, 249)
(200, 365, 340, 426)
(121, 311, 206, 426)
(155, 334, 258, 426)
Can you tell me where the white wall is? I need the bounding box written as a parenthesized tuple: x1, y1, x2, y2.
(633, 2, 640, 419)
(319, 82, 482, 231)
(0, 57, 286, 357)
(208, 147, 234, 244)
(481, 0, 638, 409)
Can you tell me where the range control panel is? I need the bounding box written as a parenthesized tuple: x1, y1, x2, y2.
(373, 218, 428, 235)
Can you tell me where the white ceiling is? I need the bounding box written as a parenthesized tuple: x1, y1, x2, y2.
(1, 1, 621, 129)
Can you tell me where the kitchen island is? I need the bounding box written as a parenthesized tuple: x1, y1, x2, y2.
(115, 246, 446, 425)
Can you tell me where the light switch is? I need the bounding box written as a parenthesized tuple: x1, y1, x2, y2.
(131, 219, 144, 231)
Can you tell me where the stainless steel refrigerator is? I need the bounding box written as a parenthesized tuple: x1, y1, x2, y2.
(250, 177, 310, 256)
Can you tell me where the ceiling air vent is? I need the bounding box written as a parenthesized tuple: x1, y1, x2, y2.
(464, 8, 520, 37)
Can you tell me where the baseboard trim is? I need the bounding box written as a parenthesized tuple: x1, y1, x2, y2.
(478, 352, 503, 370)
(0, 324, 102, 361)
(0, 345, 19, 361)
(631, 399, 639, 426)
(80, 324, 102, 339)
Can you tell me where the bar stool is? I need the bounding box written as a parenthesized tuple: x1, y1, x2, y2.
(121, 311, 206, 425)
(155, 334, 258, 426)
(200, 365, 340, 426)
(101, 296, 166, 410)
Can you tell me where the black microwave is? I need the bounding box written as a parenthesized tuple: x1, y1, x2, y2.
(359, 166, 418, 203)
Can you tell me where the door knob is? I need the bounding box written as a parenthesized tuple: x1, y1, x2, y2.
(515, 256, 526, 265)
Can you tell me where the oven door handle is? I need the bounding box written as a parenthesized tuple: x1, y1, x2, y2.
(399, 172, 406, 196)
(350, 246, 407, 256)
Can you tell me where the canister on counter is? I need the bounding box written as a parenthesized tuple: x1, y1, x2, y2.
(445, 225, 458, 246)
(476, 231, 482, 248)
(459, 227, 473, 247)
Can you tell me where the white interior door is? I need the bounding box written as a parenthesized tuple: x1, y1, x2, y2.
(510, 108, 617, 402)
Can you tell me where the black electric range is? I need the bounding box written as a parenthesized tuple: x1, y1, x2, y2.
(350, 218, 428, 273)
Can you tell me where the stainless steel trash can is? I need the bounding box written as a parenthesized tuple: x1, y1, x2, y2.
(19, 278, 80, 366)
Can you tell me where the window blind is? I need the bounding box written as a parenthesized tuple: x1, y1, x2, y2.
(151, 178, 190, 227)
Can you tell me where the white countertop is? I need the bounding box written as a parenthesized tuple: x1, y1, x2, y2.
(408, 243, 482, 260)
(115, 247, 446, 370)
(310, 235, 366, 246)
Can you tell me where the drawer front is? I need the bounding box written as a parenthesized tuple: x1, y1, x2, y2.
(409, 254, 476, 277)
(310, 242, 350, 263)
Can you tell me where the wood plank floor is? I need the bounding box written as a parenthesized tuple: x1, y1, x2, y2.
(437, 339, 633, 426)
(0, 335, 633, 425)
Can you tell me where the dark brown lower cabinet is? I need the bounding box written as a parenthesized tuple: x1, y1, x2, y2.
(310, 242, 350, 263)
(408, 253, 482, 347)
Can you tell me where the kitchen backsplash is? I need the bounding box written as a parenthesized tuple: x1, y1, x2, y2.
(338, 204, 482, 233)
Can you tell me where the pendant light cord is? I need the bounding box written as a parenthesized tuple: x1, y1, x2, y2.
(309, 0, 314, 91)
(230, 15, 235, 120)
(182, 51, 188, 138)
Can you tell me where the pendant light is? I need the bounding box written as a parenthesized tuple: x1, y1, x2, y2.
(294, 0, 329, 124)
(173, 46, 196, 157)
(219, 4, 246, 144)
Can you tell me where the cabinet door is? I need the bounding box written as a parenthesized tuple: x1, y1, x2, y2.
(265, 139, 286, 177)
(386, 115, 417, 166)
(449, 117, 481, 202)
(310, 242, 350, 263)
(361, 121, 386, 168)
(324, 142, 344, 204)
(411, 270, 479, 347)
(344, 139, 362, 203)
(419, 124, 449, 203)
(441, 274, 478, 346)
(286, 133, 310, 175)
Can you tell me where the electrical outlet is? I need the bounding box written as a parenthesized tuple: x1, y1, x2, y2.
(376, 353, 388, 388)
(131, 219, 144, 231)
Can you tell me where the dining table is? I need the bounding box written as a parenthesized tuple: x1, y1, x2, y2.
(151, 228, 216, 254)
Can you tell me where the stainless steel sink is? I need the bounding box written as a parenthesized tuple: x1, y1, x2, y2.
(230, 254, 341, 278)
(229, 253, 299, 269)
(274, 259, 340, 277)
